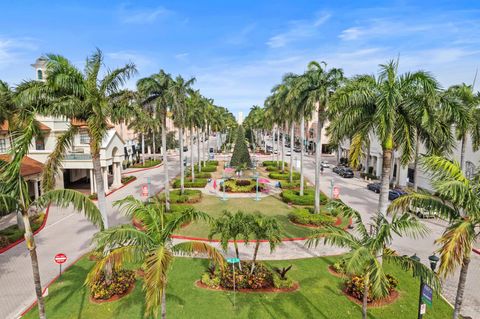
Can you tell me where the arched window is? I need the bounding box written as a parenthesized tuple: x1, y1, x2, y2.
(37, 69, 43, 80)
(465, 161, 475, 180)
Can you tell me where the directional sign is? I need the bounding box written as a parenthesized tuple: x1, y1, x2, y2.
(54, 253, 67, 264)
(333, 186, 340, 199)
(421, 284, 433, 306)
(227, 258, 240, 264)
(420, 303, 427, 314)
(141, 184, 149, 197)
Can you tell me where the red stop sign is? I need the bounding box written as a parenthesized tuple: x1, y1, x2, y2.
(141, 185, 149, 197)
(54, 253, 67, 264)
(333, 186, 340, 199)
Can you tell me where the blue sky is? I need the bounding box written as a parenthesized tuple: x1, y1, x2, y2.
(1, 1, 479, 117)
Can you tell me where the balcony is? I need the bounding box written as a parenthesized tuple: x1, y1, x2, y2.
(64, 153, 92, 160)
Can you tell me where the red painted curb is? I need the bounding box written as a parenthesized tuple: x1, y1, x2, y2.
(0, 204, 51, 255)
(170, 234, 310, 242)
(473, 248, 480, 255)
(20, 252, 87, 317)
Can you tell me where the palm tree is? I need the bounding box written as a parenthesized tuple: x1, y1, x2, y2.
(442, 83, 480, 170)
(307, 201, 438, 319)
(0, 115, 104, 319)
(87, 196, 223, 319)
(208, 210, 250, 259)
(246, 212, 282, 274)
(329, 60, 438, 215)
(169, 75, 196, 195)
(137, 70, 174, 210)
(388, 155, 480, 318)
(299, 61, 344, 213)
(20, 50, 137, 228)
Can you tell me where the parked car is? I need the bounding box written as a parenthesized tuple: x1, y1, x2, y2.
(209, 147, 214, 153)
(340, 168, 354, 178)
(286, 150, 291, 156)
(409, 204, 437, 219)
(293, 146, 301, 153)
(183, 146, 188, 152)
(367, 182, 381, 193)
(285, 143, 291, 148)
(320, 161, 330, 168)
(388, 189, 408, 201)
(333, 166, 343, 174)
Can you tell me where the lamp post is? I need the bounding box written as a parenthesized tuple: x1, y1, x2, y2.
(411, 253, 439, 319)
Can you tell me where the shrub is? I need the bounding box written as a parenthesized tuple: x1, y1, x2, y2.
(344, 274, 399, 302)
(288, 208, 336, 226)
(172, 178, 208, 188)
(157, 189, 202, 204)
(0, 235, 10, 247)
(263, 161, 287, 167)
(89, 193, 98, 200)
(279, 180, 306, 189)
(0, 213, 45, 248)
(360, 172, 378, 180)
(269, 172, 300, 180)
(273, 265, 292, 279)
(186, 171, 212, 178)
(194, 165, 217, 172)
(89, 269, 136, 300)
(230, 126, 252, 167)
(281, 189, 327, 205)
(235, 179, 251, 186)
(332, 260, 346, 274)
(220, 179, 263, 193)
(121, 175, 136, 184)
(219, 261, 273, 289)
(201, 273, 220, 288)
(200, 160, 218, 166)
(273, 275, 294, 289)
(131, 159, 161, 168)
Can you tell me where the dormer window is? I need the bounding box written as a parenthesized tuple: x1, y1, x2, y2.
(37, 69, 43, 80)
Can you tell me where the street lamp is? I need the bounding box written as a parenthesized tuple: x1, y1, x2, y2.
(428, 254, 439, 271)
(253, 172, 260, 201)
(411, 253, 439, 319)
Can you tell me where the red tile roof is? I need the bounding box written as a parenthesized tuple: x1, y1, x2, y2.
(0, 121, 50, 133)
(0, 154, 44, 177)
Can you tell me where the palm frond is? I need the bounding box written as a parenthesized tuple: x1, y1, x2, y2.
(144, 246, 173, 318)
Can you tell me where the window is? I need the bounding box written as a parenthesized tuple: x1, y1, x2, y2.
(465, 161, 475, 180)
(80, 130, 90, 144)
(0, 138, 7, 153)
(35, 136, 45, 150)
(37, 69, 43, 80)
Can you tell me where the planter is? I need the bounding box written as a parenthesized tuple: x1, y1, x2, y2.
(342, 288, 400, 307)
(90, 282, 136, 304)
(195, 280, 300, 293)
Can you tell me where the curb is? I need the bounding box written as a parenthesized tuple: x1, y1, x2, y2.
(90, 176, 138, 201)
(122, 162, 163, 175)
(0, 205, 51, 255)
(473, 248, 480, 255)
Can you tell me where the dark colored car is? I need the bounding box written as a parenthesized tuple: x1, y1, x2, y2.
(367, 182, 381, 193)
(340, 168, 354, 178)
(183, 146, 188, 152)
(293, 146, 301, 153)
(388, 189, 408, 201)
(333, 166, 343, 174)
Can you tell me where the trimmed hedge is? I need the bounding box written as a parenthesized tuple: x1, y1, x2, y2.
(269, 172, 300, 181)
(288, 208, 336, 226)
(157, 189, 202, 204)
(279, 180, 306, 190)
(200, 160, 218, 166)
(172, 178, 208, 188)
(360, 172, 378, 180)
(121, 175, 136, 184)
(280, 189, 327, 205)
(263, 161, 287, 167)
(194, 165, 217, 172)
(186, 171, 212, 179)
(131, 159, 161, 168)
(220, 179, 263, 193)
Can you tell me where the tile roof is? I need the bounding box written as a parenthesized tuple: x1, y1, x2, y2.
(0, 154, 44, 177)
(0, 121, 51, 133)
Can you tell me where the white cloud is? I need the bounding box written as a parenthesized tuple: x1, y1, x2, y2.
(119, 5, 172, 24)
(267, 12, 331, 48)
(0, 37, 37, 65)
(106, 51, 153, 70)
(175, 52, 189, 61)
(226, 23, 256, 45)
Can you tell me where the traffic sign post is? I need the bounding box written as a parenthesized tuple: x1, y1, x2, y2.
(141, 184, 149, 197)
(333, 186, 340, 199)
(227, 257, 240, 308)
(54, 253, 67, 278)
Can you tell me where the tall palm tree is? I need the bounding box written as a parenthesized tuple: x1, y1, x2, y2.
(137, 70, 174, 210)
(246, 212, 282, 274)
(389, 155, 480, 318)
(329, 60, 438, 215)
(0, 114, 104, 319)
(307, 201, 438, 319)
(21, 50, 137, 228)
(208, 210, 250, 259)
(442, 83, 480, 170)
(299, 61, 344, 213)
(170, 75, 196, 195)
(87, 196, 223, 319)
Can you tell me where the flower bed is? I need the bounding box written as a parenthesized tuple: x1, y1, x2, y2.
(157, 189, 202, 204)
(172, 178, 208, 188)
(0, 213, 45, 249)
(263, 161, 287, 167)
(194, 165, 217, 172)
(220, 179, 264, 193)
(344, 274, 399, 304)
(89, 269, 136, 302)
(269, 172, 300, 180)
(186, 172, 212, 178)
(288, 207, 336, 227)
(279, 180, 306, 190)
(121, 175, 136, 184)
(280, 189, 327, 205)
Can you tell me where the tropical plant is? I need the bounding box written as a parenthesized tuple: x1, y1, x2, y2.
(0, 115, 104, 319)
(329, 59, 438, 216)
(230, 125, 252, 167)
(208, 210, 250, 259)
(87, 196, 224, 318)
(388, 155, 480, 318)
(307, 201, 438, 319)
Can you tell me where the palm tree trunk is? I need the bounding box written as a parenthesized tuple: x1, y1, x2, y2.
(162, 115, 170, 211)
(413, 133, 420, 191)
(378, 147, 393, 216)
(453, 256, 471, 319)
(161, 281, 167, 319)
(281, 125, 285, 173)
(290, 122, 294, 183)
(21, 204, 46, 319)
(141, 133, 145, 166)
(92, 153, 109, 228)
(364, 140, 371, 174)
(460, 135, 466, 171)
(250, 241, 260, 275)
(300, 115, 305, 196)
(179, 127, 185, 194)
(190, 127, 195, 182)
(203, 127, 207, 166)
(197, 128, 201, 172)
(362, 276, 369, 319)
(314, 114, 324, 214)
(152, 130, 156, 161)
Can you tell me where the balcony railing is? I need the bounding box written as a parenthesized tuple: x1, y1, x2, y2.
(64, 153, 92, 160)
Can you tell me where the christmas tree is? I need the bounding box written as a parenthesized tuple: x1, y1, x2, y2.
(230, 125, 252, 167)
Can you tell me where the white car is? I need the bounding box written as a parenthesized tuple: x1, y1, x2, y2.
(286, 150, 292, 156)
(321, 161, 330, 168)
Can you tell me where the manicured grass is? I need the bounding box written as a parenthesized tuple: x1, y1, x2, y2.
(0, 213, 45, 248)
(23, 255, 452, 319)
(131, 159, 161, 168)
(174, 194, 311, 238)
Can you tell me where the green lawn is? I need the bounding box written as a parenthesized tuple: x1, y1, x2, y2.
(174, 194, 312, 238)
(24, 256, 452, 319)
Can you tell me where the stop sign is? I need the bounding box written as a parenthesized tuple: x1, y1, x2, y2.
(141, 185, 149, 197)
(54, 253, 67, 264)
(333, 186, 340, 199)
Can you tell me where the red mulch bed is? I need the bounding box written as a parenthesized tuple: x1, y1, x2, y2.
(195, 280, 300, 293)
(89, 282, 136, 304)
(342, 288, 400, 307)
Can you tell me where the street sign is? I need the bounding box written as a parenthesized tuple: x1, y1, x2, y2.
(333, 186, 340, 199)
(54, 253, 67, 264)
(421, 284, 433, 306)
(141, 184, 149, 197)
(420, 303, 427, 315)
(227, 257, 240, 264)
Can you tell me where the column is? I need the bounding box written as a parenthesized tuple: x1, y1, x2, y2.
(398, 163, 408, 187)
(33, 179, 39, 199)
(93, 171, 97, 193)
(89, 169, 95, 194)
(376, 155, 383, 177)
(103, 167, 109, 192)
(112, 163, 122, 188)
